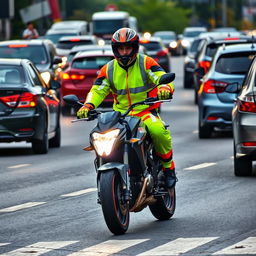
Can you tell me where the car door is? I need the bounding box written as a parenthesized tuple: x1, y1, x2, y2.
(26, 63, 59, 132)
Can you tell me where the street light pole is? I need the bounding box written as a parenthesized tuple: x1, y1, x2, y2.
(222, 0, 227, 27)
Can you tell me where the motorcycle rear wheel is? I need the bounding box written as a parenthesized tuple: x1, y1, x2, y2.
(149, 187, 176, 220)
(99, 170, 130, 235)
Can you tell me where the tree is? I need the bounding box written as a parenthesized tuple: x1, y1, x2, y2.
(116, 0, 189, 34)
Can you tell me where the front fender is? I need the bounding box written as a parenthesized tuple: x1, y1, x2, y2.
(97, 162, 127, 186)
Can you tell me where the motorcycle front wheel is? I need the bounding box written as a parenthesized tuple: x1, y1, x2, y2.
(99, 170, 130, 235)
(149, 187, 176, 220)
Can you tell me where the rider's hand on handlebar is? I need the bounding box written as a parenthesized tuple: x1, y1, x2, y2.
(157, 85, 173, 100)
(77, 103, 94, 119)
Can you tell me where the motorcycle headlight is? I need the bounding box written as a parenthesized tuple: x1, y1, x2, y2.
(92, 129, 120, 157)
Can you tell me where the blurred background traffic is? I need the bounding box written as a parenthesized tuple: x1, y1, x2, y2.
(1, 0, 256, 176)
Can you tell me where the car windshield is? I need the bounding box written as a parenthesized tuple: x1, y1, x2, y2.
(57, 40, 95, 50)
(140, 42, 162, 51)
(215, 52, 256, 74)
(184, 31, 204, 37)
(0, 45, 48, 65)
(155, 34, 176, 40)
(0, 65, 25, 85)
(45, 33, 78, 44)
(93, 20, 126, 34)
(72, 56, 114, 69)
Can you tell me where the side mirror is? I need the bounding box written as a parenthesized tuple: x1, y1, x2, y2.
(53, 56, 62, 65)
(50, 80, 60, 90)
(159, 73, 175, 85)
(63, 94, 81, 106)
(225, 82, 241, 93)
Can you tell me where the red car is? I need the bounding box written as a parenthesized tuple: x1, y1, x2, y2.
(60, 49, 114, 115)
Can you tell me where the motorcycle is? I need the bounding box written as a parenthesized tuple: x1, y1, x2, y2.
(63, 73, 176, 235)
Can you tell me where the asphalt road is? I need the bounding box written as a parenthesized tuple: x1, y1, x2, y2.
(0, 56, 256, 256)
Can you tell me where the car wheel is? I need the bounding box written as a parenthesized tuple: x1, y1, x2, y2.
(49, 123, 61, 148)
(184, 71, 192, 89)
(198, 118, 212, 138)
(32, 124, 49, 154)
(234, 143, 252, 176)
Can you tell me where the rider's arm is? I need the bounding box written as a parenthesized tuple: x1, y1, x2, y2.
(84, 64, 111, 108)
(145, 56, 175, 94)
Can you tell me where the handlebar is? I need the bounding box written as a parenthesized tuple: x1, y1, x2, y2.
(72, 96, 172, 122)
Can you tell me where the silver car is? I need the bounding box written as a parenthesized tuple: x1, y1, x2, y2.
(198, 43, 256, 138)
(226, 56, 256, 176)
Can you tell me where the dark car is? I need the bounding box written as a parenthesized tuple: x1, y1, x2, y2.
(0, 58, 61, 154)
(0, 39, 62, 86)
(193, 32, 252, 103)
(139, 36, 170, 72)
(197, 43, 256, 138)
(153, 31, 181, 56)
(226, 56, 256, 176)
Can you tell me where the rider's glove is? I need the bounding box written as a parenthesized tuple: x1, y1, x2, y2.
(157, 85, 173, 100)
(77, 103, 94, 119)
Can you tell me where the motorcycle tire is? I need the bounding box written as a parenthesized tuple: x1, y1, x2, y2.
(149, 187, 176, 220)
(99, 170, 130, 235)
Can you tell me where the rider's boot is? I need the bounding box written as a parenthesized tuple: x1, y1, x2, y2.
(164, 168, 177, 189)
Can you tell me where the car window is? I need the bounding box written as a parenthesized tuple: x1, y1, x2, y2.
(183, 31, 204, 37)
(205, 44, 218, 58)
(154, 34, 176, 40)
(140, 42, 162, 51)
(72, 56, 114, 69)
(0, 45, 48, 65)
(215, 52, 256, 75)
(0, 65, 24, 85)
(57, 40, 95, 50)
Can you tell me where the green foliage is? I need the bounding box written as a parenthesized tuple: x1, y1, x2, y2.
(116, 0, 189, 34)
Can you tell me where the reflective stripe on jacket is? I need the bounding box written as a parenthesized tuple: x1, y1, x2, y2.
(85, 53, 174, 115)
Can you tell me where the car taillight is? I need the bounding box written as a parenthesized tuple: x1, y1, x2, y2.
(237, 96, 256, 113)
(62, 73, 85, 80)
(157, 48, 168, 57)
(0, 92, 37, 108)
(199, 60, 211, 73)
(202, 79, 228, 94)
(242, 142, 256, 147)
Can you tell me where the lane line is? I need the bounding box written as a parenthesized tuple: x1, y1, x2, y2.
(0, 241, 78, 256)
(0, 244, 9, 247)
(184, 162, 217, 170)
(0, 202, 46, 213)
(67, 239, 149, 256)
(7, 164, 31, 169)
(137, 237, 218, 256)
(213, 237, 256, 255)
(61, 188, 97, 197)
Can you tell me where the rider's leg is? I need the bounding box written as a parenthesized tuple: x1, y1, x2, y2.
(141, 113, 177, 188)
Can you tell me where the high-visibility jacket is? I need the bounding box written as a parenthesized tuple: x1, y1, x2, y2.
(85, 54, 174, 115)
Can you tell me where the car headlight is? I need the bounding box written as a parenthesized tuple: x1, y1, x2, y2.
(181, 39, 190, 48)
(41, 71, 51, 85)
(169, 41, 177, 48)
(92, 129, 120, 157)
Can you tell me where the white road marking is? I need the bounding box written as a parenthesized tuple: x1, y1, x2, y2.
(7, 164, 31, 169)
(213, 237, 256, 255)
(0, 241, 78, 256)
(137, 237, 218, 256)
(61, 188, 97, 197)
(0, 244, 9, 247)
(193, 130, 199, 134)
(0, 202, 46, 213)
(164, 105, 196, 112)
(67, 239, 149, 256)
(184, 162, 217, 170)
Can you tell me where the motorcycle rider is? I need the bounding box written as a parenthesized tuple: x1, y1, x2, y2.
(77, 28, 177, 189)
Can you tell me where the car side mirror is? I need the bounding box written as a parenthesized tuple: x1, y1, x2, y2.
(225, 82, 241, 93)
(158, 73, 175, 85)
(50, 80, 60, 90)
(53, 56, 62, 65)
